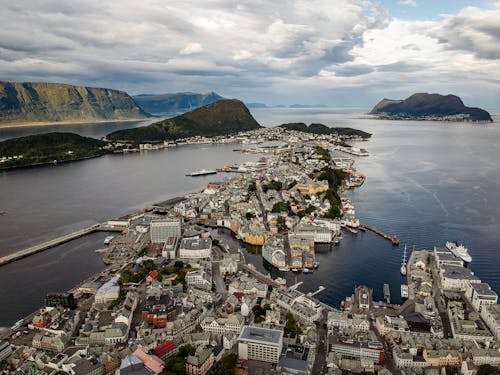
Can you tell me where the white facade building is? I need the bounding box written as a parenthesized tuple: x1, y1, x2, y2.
(150, 218, 182, 243)
(238, 326, 283, 364)
(179, 238, 212, 260)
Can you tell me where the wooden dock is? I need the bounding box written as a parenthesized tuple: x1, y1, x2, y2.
(359, 224, 399, 245)
(0, 224, 125, 266)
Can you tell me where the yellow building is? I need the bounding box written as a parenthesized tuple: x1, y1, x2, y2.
(423, 350, 462, 367)
(295, 181, 328, 195)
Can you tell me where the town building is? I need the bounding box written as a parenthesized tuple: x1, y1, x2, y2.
(238, 325, 284, 364)
(45, 292, 76, 309)
(186, 347, 214, 375)
(179, 238, 212, 260)
(150, 218, 182, 243)
(94, 277, 120, 305)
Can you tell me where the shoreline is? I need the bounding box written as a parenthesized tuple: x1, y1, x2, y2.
(0, 117, 156, 129)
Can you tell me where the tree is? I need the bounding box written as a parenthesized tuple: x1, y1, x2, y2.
(271, 202, 289, 213)
(478, 365, 500, 375)
(285, 312, 302, 335)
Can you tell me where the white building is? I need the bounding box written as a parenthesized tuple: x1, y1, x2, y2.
(150, 218, 182, 243)
(179, 238, 212, 260)
(440, 265, 481, 291)
(238, 325, 283, 364)
(185, 268, 212, 290)
(95, 277, 120, 305)
(466, 282, 498, 311)
(481, 304, 500, 340)
(200, 314, 244, 335)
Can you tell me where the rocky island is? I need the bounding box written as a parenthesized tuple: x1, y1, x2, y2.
(0, 81, 150, 126)
(369, 93, 492, 122)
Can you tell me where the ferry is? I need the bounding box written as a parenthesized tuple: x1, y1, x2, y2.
(401, 284, 409, 299)
(104, 235, 114, 245)
(446, 241, 472, 263)
(186, 169, 217, 177)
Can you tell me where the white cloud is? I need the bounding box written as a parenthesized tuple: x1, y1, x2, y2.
(399, 0, 417, 7)
(179, 43, 203, 55)
(0, 1, 498, 106)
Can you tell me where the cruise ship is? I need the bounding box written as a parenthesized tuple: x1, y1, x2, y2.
(400, 245, 407, 276)
(186, 169, 217, 177)
(446, 241, 472, 263)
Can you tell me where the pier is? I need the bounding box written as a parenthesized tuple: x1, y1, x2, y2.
(0, 224, 125, 267)
(359, 224, 399, 245)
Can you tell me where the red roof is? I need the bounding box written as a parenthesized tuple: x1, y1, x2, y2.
(148, 270, 158, 279)
(154, 340, 176, 357)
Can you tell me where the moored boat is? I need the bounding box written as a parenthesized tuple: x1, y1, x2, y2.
(186, 169, 217, 177)
(401, 284, 409, 299)
(446, 241, 472, 263)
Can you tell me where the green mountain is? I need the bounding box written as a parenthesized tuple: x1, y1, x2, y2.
(107, 99, 262, 143)
(0, 132, 107, 169)
(0, 81, 150, 124)
(370, 93, 492, 122)
(279, 123, 371, 138)
(133, 92, 223, 115)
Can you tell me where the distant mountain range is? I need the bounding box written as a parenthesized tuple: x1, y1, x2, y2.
(0, 81, 149, 124)
(370, 93, 492, 122)
(279, 122, 371, 138)
(133, 92, 224, 115)
(107, 99, 262, 143)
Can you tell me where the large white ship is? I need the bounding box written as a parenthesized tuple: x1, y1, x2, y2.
(446, 241, 472, 263)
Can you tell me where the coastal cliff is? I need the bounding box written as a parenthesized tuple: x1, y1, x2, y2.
(369, 93, 492, 122)
(0, 81, 150, 124)
(106, 99, 262, 143)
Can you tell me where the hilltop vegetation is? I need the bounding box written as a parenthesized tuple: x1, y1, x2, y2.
(279, 122, 371, 138)
(0, 132, 107, 169)
(370, 93, 492, 122)
(0, 81, 150, 124)
(107, 99, 262, 143)
(133, 91, 223, 115)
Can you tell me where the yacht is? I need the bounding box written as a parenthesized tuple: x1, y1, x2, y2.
(446, 241, 472, 263)
(400, 245, 407, 276)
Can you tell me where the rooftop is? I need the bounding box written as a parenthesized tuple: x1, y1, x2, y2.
(239, 325, 283, 346)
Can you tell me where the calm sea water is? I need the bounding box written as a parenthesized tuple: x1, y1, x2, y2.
(0, 108, 499, 325)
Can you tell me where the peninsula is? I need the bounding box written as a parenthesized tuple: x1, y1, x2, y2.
(369, 93, 492, 122)
(0, 81, 150, 126)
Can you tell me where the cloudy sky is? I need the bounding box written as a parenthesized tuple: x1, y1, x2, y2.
(1, 0, 499, 107)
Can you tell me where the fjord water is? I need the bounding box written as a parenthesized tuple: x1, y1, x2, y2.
(1, 108, 499, 325)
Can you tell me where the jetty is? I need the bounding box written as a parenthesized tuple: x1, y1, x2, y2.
(383, 283, 391, 304)
(0, 223, 124, 267)
(359, 224, 399, 245)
